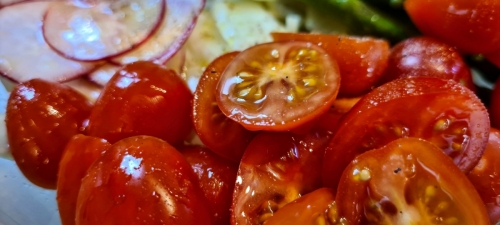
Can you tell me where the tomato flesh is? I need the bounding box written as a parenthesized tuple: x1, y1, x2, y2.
(263, 188, 340, 225)
(87, 61, 193, 145)
(192, 52, 256, 162)
(75, 136, 211, 225)
(336, 138, 489, 224)
(468, 128, 500, 224)
(272, 32, 390, 96)
(217, 41, 340, 132)
(323, 78, 490, 189)
(231, 129, 331, 224)
(6, 79, 91, 189)
(57, 134, 110, 225)
(180, 146, 238, 225)
(381, 36, 474, 90)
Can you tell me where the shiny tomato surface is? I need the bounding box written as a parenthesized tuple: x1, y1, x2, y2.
(57, 135, 111, 225)
(75, 136, 211, 225)
(336, 138, 489, 224)
(216, 41, 340, 132)
(405, 0, 500, 54)
(192, 52, 256, 162)
(6, 79, 91, 189)
(323, 78, 490, 189)
(381, 36, 474, 90)
(468, 128, 500, 223)
(272, 32, 390, 96)
(87, 61, 193, 145)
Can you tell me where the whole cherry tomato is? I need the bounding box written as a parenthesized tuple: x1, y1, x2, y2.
(6, 79, 91, 189)
(216, 41, 340, 132)
(468, 128, 500, 224)
(381, 36, 475, 90)
(57, 135, 111, 225)
(405, 0, 500, 54)
(323, 78, 490, 190)
(180, 146, 238, 225)
(75, 136, 212, 225)
(336, 138, 489, 224)
(192, 52, 256, 162)
(272, 32, 390, 96)
(87, 61, 193, 146)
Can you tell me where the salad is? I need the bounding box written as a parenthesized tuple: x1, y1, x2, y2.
(1, 0, 500, 224)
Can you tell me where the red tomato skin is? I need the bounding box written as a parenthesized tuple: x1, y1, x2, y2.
(87, 61, 193, 146)
(75, 136, 211, 225)
(381, 36, 475, 90)
(272, 33, 389, 96)
(263, 188, 336, 225)
(490, 78, 500, 129)
(232, 129, 331, 225)
(180, 146, 238, 225)
(6, 79, 92, 189)
(192, 52, 256, 162)
(405, 0, 500, 54)
(468, 128, 500, 224)
(323, 78, 490, 190)
(336, 138, 490, 224)
(57, 135, 111, 225)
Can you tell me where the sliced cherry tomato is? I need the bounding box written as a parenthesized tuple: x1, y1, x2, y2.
(490, 77, 500, 129)
(405, 0, 500, 54)
(272, 32, 390, 96)
(87, 61, 192, 145)
(323, 78, 490, 189)
(192, 52, 256, 162)
(6, 79, 91, 189)
(336, 138, 489, 224)
(231, 128, 331, 225)
(180, 146, 238, 225)
(313, 97, 361, 134)
(75, 136, 211, 225)
(216, 41, 341, 132)
(263, 188, 339, 225)
(57, 134, 111, 225)
(381, 36, 475, 90)
(468, 128, 500, 223)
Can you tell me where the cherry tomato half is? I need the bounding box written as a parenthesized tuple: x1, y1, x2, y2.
(216, 41, 340, 132)
(336, 138, 489, 224)
(263, 188, 339, 225)
(231, 128, 331, 224)
(180, 146, 238, 225)
(468, 128, 500, 224)
(57, 135, 110, 225)
(192, 52, 256, 162)
(87, 61, 193, 146)
(75, 136, 211, 225)
(323, 78, 490, 189)
(272, 32, 389, 96)
(6, 79, 91, 189)
(405, 0, 500, 54)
